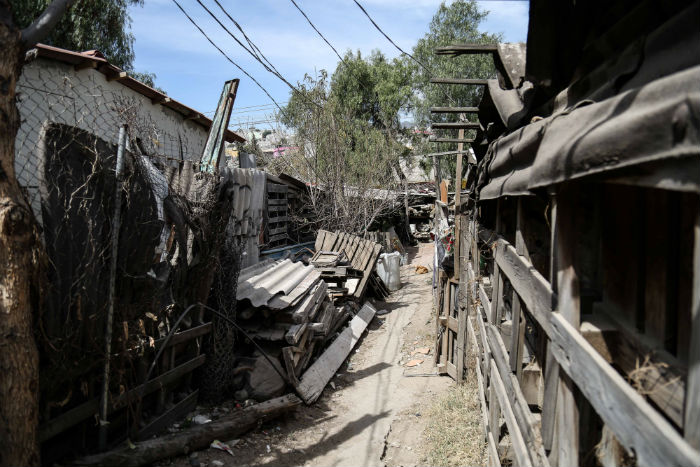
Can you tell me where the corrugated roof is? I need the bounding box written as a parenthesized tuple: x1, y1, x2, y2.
(237, 259, 321, 309)
(29, 44, 245, 143)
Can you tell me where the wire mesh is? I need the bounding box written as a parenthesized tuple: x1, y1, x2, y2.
(14, 57, 243, 447)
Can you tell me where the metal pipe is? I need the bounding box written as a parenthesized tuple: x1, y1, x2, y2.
(98, 124, 127, 449)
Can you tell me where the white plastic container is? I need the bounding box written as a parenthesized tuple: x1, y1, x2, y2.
(376, 252, 402, 291)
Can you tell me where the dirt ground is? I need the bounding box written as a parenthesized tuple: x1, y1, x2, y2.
(164, 243, 460, 467)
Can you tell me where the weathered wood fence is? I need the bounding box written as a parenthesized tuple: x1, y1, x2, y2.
(439, 185, 700, 466)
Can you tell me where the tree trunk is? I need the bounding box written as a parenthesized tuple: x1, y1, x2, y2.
(0, 3, 42, 465)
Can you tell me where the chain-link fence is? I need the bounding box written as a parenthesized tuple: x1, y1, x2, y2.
(15, 57, 243, 457)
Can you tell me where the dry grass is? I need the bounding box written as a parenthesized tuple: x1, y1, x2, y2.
(422, 357, 487, 466)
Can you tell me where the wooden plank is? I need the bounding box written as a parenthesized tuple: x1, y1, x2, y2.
(541, 192, 558, 451)
(268, 198, 287, 205)
(297, 303, 376, 404)
(269, 226, 287, 235)
(440, 281, 451, 368)
(435, 44, 499, 55)
(587, 310, 686, 428)
(488, 373, 500, 452)
(285, 323, 308, 345)
(137, 390, 198, 440)
(353, 243, 382, 299)
(486, 324, 550, 467)
(154, 323, 212, 350)
(490, 364, 533, 467)
(468, 316, 489, 440)
(495, 240, 554, 336)
(72, 394, 302, 467)
(266, 183, 287, 193)
(479, 283, 492, 319)
(446, 361, 458, 379)
(315, 230, 327, 252)
(686, 208, 700, 449)
(430, 106, 480, 113)
(39, 355, 206, 442)
(456, 278, 468, 380)
(553, 189, 579, 467)
(488, 431, 502, 467)
(430, 77, 489, 85)
(431, 121, 480, 130)
(429, 137, 476, 144)
(282, 347, 300, 386)
(548, 313, 700, 467)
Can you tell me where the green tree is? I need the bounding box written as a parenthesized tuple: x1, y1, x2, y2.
(279, 70, 403, 233)
(9, 0, 161, 88)
(410, 0, 500, 180)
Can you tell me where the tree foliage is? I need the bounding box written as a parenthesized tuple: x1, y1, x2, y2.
(411, 0, 501, 126)
(278, 69, 403, 233)
(10, 0, 161, 89)
(410, 0, 500, 179)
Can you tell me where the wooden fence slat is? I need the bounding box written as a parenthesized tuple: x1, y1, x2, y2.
(548, 313, 700, 467)
(490, 365, 533, 467)
(488, 431, 502, 467)
(486, 324, 550, 467)
(685, 209, 700, 449)
(468, 316, 489, 440)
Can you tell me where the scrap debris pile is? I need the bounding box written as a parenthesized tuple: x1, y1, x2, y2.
(231, 230, 384, 402)
(406, 190, 435, 242)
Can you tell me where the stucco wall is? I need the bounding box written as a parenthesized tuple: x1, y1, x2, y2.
(15, 57, 210, 222)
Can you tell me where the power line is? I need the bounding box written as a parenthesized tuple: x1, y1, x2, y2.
(289, 0, 346, 65)
(171, 0, 284, 111)
(351, 0, 431, 74)
(195, 0, 300, 95)
(199, 0, 322, 110)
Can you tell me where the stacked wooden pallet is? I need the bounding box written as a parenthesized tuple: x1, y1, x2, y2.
(314, 230, 383, 301)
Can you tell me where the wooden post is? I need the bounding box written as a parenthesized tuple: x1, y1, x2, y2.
(542, 192, 558, 452)
(454, 126, 464, 281)
(432, 154, 440, 199)
(491, 200, 503, 325)
(511, 198, 526, 381)
(553, 187, 580, 466)
(685, 207, 700, 449)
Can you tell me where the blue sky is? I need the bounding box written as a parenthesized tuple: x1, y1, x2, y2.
(130, 0, 529, 128)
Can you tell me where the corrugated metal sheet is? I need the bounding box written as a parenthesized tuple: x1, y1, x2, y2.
(237, 258, 320, 309)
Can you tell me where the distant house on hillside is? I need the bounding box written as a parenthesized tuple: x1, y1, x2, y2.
(15, 43, 245, 221)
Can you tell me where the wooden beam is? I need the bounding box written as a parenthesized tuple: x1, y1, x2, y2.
(490, 365, 534, 467)
(553, 188, 580, 467)
(107, 71, 127, 82)
(185, 112, 204, 121)
(151, 96, 172, 105)
(74, 60, 97, 71)
(429, 137, 476, 144)
(487, 324, 550, 467)
(296, 303, 376, 404)
(430, 106, 479, 113)
(431, 122, 480, 130)
(686, 208, 700, 449)
(430, 78, 489, 85)
(548, 313, 700, 467)
(71, 395, 302, 467)
(435, 44, 499, 55)
(468, 316, 490, 440)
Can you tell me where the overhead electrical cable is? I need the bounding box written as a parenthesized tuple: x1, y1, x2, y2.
(171, 0, 284, 111)
(350, 0, 461, 108)
(288, 0, 346, 65)
(197, 0, 322, 110)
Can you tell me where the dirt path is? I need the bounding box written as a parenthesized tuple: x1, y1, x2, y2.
(166, 243, 453, 467)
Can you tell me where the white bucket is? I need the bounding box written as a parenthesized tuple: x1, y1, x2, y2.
(376, 252, 402, 291)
